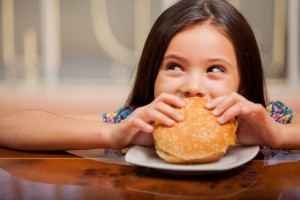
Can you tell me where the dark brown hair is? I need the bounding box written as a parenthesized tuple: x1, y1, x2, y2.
(126, 0, 267, 107)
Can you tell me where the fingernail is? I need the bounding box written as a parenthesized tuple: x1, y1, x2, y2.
(146, 124, 154, 132)
(179, 100, 186, 107)
(205, 103, 212, 108)
(212, 109, 219, 116)
(167, 119, 175, 126)
(177, 114, 185, 121)
(217, 116, 225, 124)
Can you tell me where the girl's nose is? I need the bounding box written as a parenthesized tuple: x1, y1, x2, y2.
(182, 75, 205, 98)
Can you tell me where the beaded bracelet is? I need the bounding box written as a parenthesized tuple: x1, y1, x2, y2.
(104, 148, 129, 156)
(102, 106, 135, 157)
(102, 106, 135, 124)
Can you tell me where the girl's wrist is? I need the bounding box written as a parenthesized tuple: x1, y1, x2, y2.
(107, 123, 128, 149)
(273, 123, 286, 148)
(279, 123, 298, 149)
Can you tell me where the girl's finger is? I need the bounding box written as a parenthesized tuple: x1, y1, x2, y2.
(131, 118, 153, 133)
(238, 103, 269, 125)
(216, 102, 244, 124)
(205, 95, 226, 109)
(144, 108, 175, 126)
(154, 101, 185, 122)
(211, 93, 244, 116)
(155, 93, 185, 108)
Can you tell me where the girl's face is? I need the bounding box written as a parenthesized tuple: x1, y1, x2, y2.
(154, 23, 240, 99)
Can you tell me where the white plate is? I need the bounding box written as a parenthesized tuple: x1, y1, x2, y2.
(125, 145, 259, 175)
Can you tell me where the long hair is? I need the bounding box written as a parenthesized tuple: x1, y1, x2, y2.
(126, 0, 267, 107)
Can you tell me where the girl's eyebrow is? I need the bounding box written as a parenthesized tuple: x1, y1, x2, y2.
(163, 54, 186, 61)
(164, 54, 235, 68)
(207, 58, 235, 68)
(163, 54, 185, 61)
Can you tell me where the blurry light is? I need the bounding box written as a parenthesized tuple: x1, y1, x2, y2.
(2, 0, 16, 79)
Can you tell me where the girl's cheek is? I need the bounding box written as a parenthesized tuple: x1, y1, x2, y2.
(208, 82, 237, 97)
(155, 78, 182, 97)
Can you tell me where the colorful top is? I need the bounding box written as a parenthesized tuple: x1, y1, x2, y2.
(103, 101, 295, 157)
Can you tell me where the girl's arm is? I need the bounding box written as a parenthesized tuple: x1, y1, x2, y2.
(280, 114, 300, 148)
(0, 93, 186, 151)
(0, 110, 113, 151)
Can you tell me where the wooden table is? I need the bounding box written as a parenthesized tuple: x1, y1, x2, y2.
(1, 147, 300, 200)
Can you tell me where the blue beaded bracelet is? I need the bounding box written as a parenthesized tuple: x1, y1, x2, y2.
(102, 106, 135, 157)
(102, 106, 135, 124)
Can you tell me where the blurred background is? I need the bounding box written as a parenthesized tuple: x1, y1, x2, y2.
(0, 0, 299, 115)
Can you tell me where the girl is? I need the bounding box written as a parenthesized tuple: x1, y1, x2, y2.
(0, 0, 299, 151)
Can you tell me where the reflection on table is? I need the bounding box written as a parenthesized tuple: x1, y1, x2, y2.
(1, 147, 300, 200)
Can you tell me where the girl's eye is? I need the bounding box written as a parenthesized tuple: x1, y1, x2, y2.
(166, 63, 183, 71)
(207, 65, 224, 73)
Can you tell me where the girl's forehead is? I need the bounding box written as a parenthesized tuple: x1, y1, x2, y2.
(166, 24, 236, 60)
(171, 23, 230, 44)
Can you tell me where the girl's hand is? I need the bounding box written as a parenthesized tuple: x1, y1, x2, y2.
(110, 93, 185, 149)
(205, 92, 285, 148)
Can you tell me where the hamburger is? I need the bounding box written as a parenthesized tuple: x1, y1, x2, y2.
(153, 97, 237, 164)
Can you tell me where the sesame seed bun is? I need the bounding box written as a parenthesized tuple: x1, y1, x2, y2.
(153, 97, 237, 164)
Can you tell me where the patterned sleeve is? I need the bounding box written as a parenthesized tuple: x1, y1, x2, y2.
(266, 101, 294, 124)
(261, 101, 296, 157)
